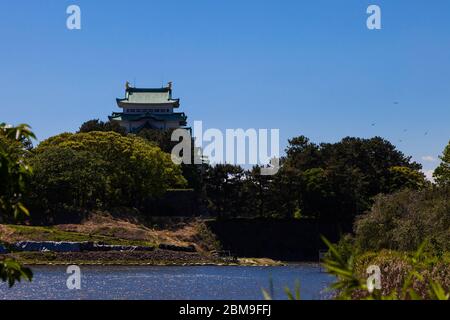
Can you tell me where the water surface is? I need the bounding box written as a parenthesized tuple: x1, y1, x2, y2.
(0, 264, 334, 300)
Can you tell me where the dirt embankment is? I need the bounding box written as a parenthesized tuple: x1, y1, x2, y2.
(0, 214, 219, 252)
(0, 214, 281, 266)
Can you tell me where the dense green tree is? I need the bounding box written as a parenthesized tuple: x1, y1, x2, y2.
(434, 140, 450, 186)
(242, 166, 273, 218)
(354, 187, 450, 251)
(204, 164, 245, 218)
(188, 135, 428, 221)
(285, 136, 321, 169)
(300, 168, 336, 219)
(137, 128, 177, 153)
(387, 166, 428, 192)
(78, 119, 127, 136)
(265, 165, 302, 218)
(282, 136, 423, 222)
(32, 131, 186, 212)
(136, 128, 205, 193)
(30, 147, 108, 216)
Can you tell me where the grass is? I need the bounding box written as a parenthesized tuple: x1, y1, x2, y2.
(8, 252, 280, 266)
(2, 224, 156, 247)
(7, 252, 197, 266)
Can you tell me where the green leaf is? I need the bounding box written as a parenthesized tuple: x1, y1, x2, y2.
(430, 281, 450, 300)
(261, 288, 272, 300)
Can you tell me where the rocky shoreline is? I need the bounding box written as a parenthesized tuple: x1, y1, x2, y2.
(6, 250, 282, 267)
(1, 241, 282, 267)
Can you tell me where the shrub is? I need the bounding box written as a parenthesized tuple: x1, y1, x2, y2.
(354, 187, 450, 252)
(322, 237, 450, 300)
(434, 140, 450, 187)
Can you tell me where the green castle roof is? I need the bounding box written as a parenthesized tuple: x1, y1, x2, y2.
(117, 85, 180, 107)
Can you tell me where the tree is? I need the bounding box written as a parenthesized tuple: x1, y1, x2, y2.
(137, 128, 177, 153)
(243, 166, 273, 218)
(0, 123, 34, 287)
(300, 168, 335, 219)
(78, 119, 127, 135)
(266, 165, 302, 218)
(30, 147, 108, 219)
(204, 164, 245, 218)
(32, 131, 187, 212)
(282, 136, 423, 222)
(388, 166, 428, 192)
(434, 140, 450, 187)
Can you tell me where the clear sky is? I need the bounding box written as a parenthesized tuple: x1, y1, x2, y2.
(1, 0, 449, 177)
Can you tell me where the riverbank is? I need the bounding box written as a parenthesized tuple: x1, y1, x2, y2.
(5, 250, 283, 266)
(0, 217, 283, 266)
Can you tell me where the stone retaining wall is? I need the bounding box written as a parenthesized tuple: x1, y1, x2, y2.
(9, 241, 155, 253)
(0, 241, 194, 254)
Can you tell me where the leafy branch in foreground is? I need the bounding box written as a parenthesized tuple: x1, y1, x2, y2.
(0, 259, 33, 288)
(0, 122, 34, 287)
(0, 123, 35, 219)
(321, 236, 369, 299)
(262, 278, 301, 300)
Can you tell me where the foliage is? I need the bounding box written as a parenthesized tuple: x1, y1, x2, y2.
(136, 128, 205, 193)
(184, 135, 427, 222)
(80, 122, 206, 199)
(388, 166, 428, 192)
(0, 123, 35, 219)
(0, 123, 34, 287)
(355, 249, 450, 300)
(137, 128, 177, 153)
(204, 164, 246, 218)
(262, 279, 301, 300)
(78, 119, 127, 136)
(434, 140, 450, 187)
(264, 165, 301, 218)
(0, 259, 33, 288)
(30, 147, 108, 213)
(354, 187, 450, 252)
(30, 131, 186, 217)
(322, 237, 449, 300)
(242, 166, 273, 218)
(279, 136, 423, 222)
(201, 135, 424, 221)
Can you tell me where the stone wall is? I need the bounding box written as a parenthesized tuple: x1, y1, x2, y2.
(149, 189, 198, 217)
(206, 218, 351, 261)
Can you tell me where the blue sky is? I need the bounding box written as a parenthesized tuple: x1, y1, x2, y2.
(0, 0, 449, 177)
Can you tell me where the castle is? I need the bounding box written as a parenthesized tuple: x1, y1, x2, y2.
(109, 82, 188, 133)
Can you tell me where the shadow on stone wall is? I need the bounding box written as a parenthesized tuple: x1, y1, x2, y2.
(206, 218, 351, 261)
